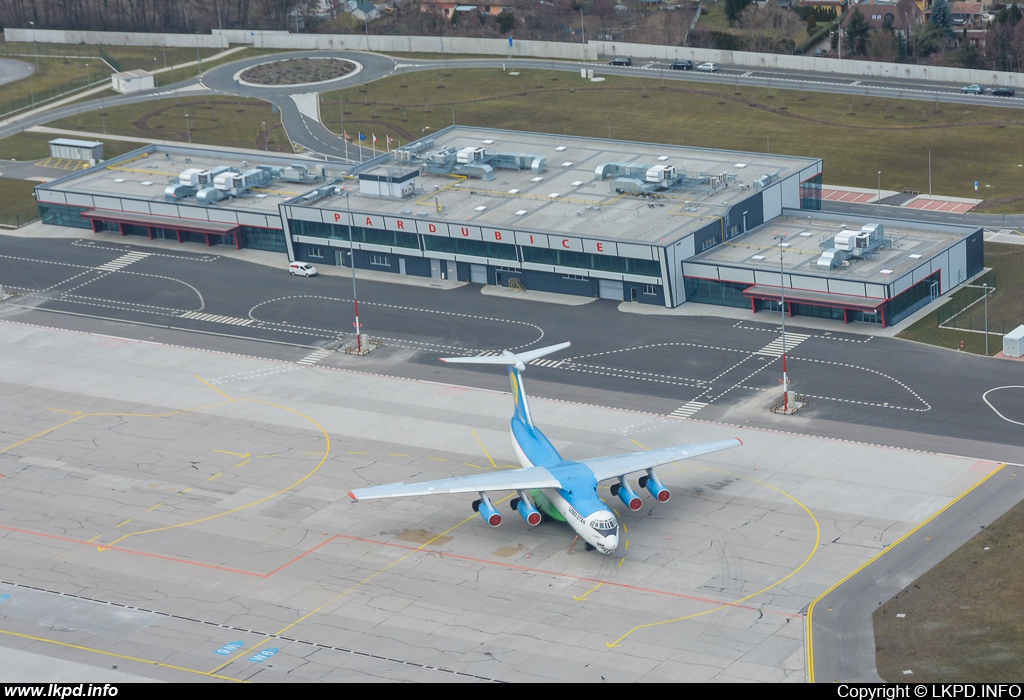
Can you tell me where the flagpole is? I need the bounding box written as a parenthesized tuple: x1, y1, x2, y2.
(340, 94, 348, 161)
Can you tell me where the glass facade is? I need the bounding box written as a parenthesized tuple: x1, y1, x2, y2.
(800, 173, 822, 211)
(424, 235, 518, 260)
(287, 217, 661, 277)
(40, 203, 91, 230)
(788, 302, 845, 321)
(521, 247, 660, 277)
(887, 273, 940, 326)
(684, 277, 750, 308)
(242, 226, 286, 252)
(288, 219, 419, 249)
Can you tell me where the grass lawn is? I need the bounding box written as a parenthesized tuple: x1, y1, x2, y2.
(0, 178, 42, 228)
(0, 42, 285, 116)
(874, 491, 1024, 681)
(0, 56, 112, 115)
(46, 96, 294, 153)
(0, 40, 221, 73)
(321, 67, 1024, 208)
(897, 243, 1024, 355)
(0, 132, 142, 161)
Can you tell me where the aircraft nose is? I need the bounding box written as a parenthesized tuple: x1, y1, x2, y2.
(604, 531, 619, 554)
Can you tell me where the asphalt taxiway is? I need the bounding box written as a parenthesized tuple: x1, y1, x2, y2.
(0, 320, 1002, 682)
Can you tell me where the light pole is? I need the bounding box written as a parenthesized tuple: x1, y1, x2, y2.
(346, 191, 363, 354)
(85, 62, 90, 87)
(580, 8, 585, 46)
(928, 147, 932, 196)
(984, 282, 990, 355)
(29, 21, 38, 71)
(153, 57, 158, 88)
(261, 121, 266, 150)
(877, 170, 882, 204)
(185, 112, 191, 143)
(774, 233, 789, 413)
(607, 119, 611, 139)
(766, 132, 770, 154)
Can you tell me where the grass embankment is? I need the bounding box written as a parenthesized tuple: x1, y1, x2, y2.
(897, 243, 1024, 355)
(46, 96, 293, 153)
(0, 40, 283, 115)
(320, 67, 1024, 210)
(875, 491, 1024, 681)
(0, 132, 141, 161)
(0, 178, 43, 227)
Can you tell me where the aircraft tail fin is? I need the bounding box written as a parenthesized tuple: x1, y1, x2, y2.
(440, 342, 571, 427)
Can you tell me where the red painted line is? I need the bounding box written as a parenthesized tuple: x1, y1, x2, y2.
(329, 532, 801, 618)
(263, 535, 340, 576)
(0, 523, 336, 579)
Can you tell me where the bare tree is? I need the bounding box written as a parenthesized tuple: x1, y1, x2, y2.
(736, 3, 801, 54)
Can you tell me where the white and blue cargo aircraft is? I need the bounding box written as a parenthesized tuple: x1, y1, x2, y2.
(348, 342, 742, 554)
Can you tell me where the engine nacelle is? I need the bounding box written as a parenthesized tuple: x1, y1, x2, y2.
(639, 471, 671, 503)
(515, 491, 542, 526)
(610, 477, 642, 511)
(472, 493, 502, 527)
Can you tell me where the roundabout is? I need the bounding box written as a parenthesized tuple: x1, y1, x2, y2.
(234, 56, 362, 89)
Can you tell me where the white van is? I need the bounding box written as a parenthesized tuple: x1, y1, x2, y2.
(289, 261, 318, 277)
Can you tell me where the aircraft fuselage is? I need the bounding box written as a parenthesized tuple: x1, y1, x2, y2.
(511, 422, 620, 555)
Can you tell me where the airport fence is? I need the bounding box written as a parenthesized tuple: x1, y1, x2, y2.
(0, 212, 40, 229)
(0, 74, 104, 119)
(936, 270, 1008, 333)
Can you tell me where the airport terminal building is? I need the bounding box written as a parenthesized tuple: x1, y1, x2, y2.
(35, 126, 983, 328)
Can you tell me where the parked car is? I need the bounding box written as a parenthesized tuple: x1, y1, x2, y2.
(608, 57, 632, 66)
(814, 48, 827, 57)
(289, 261, 318, 277)
(670, 60, 694, 70)
(961, 84, 984, 95)
(992, 86, 1016, 97)
(697, 62, 718, 72)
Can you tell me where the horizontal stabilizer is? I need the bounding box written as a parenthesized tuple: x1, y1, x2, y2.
(441, 341, 571, 371)
(583, 438, 742, 483)
(349, 466, 561, 501)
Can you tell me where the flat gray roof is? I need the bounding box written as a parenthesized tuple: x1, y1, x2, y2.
(319, 127, 821, 247)
(41, 144, 337, 216)
(692, 213, 970, 284)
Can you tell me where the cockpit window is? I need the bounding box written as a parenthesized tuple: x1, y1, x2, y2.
(591, 517, 618, 535)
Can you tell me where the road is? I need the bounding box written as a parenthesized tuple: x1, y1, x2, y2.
(2, 236, 1020, 463)
(0, 58, 34, 89)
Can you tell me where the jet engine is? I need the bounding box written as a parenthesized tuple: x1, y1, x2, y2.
(609, 477, 643, 511)
(472, 492, 502, 527)
(638, 471, 671, 503)
(510, 491, 542, 526)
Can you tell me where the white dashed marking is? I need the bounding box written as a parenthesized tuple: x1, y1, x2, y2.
(95, 251, 150, 272)
(756, 332, 812, 357)
(297, 348, 332, 366)
(179, 311, 254, 326)
(670, 401, 708, 419)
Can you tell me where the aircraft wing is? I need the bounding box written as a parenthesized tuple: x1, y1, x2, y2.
(581, 438, 742, 483)
(348, 467, 562, 501)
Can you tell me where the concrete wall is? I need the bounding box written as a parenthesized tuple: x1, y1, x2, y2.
(5, 28, 229, 48)
(591, 40, 1023, 87)
(5, 27, 1022, 87)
